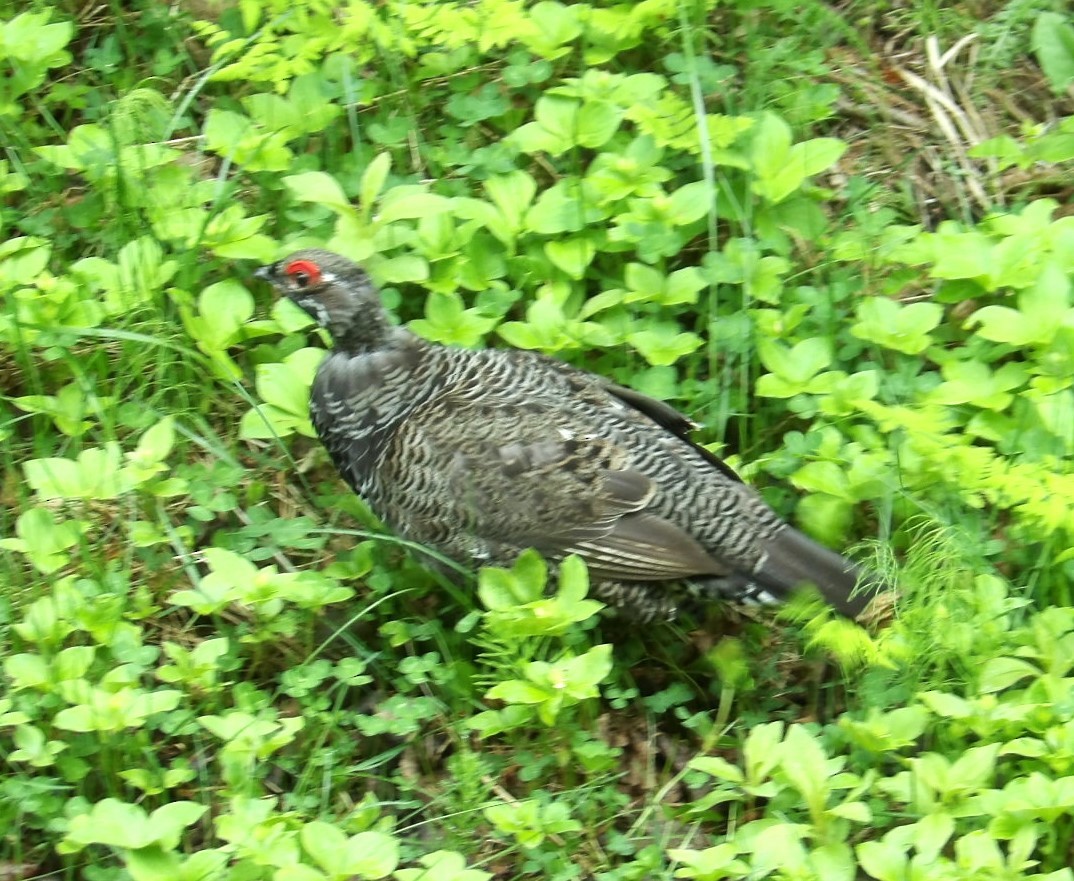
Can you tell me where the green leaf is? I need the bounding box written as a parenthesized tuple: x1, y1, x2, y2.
(393, 851, 491, 881)
(126, 846, 217, 881)
(627, 327, 703, 366)
(1032, 12, 1074, 94)
(749, 114, 846, 203)
(65, 799, 205, 851)
(527, 1, 582, 57)
(977, 656, 1039, 692)
(24, 445, 128, 499)
(668, 843, 745, 878)
(851, 297, 942, 355)
(360, 152, 392, 213)
(203, 547, 259, 588)
(557, 644, 613, 697)
(66, 799, 154, 849)
(484, 171, 538, 236)
(377, 187, 453, 224)
(300, 822, 346, 874)
(0, 506, 84, 574)
(792, 460, 852, 501)
(4, 652, 49, 689)
(195, 280, 255, 347)
(253, 348, 324, 424)
(779, 725, 829, 806)
(555, 555, 589, 605)
(829, 800, 872, 823)
(524, 179, 605, 234)
(485, 680, 551, 704)
(667, 181, 714, 226)
(913, 812, 954, 862)
(284, 171, 353, 214)
(688, 755, 745, 784)
(513, 95, 623, 155)
(131, 416, 175, 467)
(276, 864, 328, 881)
(544, 237, 595, 278)
(949, 743, 999, 789)
(758, 337, 832, 385)
(856, 840, 907, 881)
(968, 262, 1071, 346)
(749, 112, 792, 181)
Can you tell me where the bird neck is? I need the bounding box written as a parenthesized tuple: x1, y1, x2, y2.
(329, 309, 405, 355)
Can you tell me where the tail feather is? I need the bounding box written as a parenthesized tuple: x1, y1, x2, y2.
(755, 526, 884, 618)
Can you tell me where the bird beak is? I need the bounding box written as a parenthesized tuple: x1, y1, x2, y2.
(253, 265, 273, 282)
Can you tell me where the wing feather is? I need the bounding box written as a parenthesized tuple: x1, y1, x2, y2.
(378, 381, 729, 582)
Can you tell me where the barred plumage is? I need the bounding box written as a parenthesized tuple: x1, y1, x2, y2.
(256, 250, 883, 622)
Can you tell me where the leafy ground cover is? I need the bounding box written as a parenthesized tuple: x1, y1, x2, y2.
(2, 0, 1074, 878)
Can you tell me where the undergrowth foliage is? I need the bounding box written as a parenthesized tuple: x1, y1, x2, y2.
(2, 1, 1074, 879)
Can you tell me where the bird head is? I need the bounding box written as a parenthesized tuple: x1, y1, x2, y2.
(255, 250, 389, 352)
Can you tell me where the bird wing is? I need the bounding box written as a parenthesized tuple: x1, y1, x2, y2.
(377, 385, 729, 582)
(599, 380, 745, 484)
(525, 352, 745, 484)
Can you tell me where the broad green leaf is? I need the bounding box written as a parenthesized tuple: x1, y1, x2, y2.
(0, 507, 84, 574)
(856, 839, 907, 881)
(913, 812, 954, 862)
(131, 416, 175, 467)
(196, 280, 255, 346)
(202, 547, 259, 587)
(779, 725, 829, 806)
(743, 720, 785, 783)
(663, 267, 706, 304)
(668, 843, 746, 877)
(24, 445, 128, 500)
(556, 644, 613, 697)
(949, 742, 1000, 788)
(284, 171, 353, 214)
(544, 237, 595, 278)
(484, 171, 538, 235)
(394, 851, 491, 881)
(485, 680, 551, 704)
(300, 822, 346, 874)
(526, 1, 582, 56)
(1033, 12, 1074, 94)
(968, 262, 1071, 345)
(377, 187, 452, 224)
(758, 337, 832, 384)
(792, 460, 852, 501)
(66, 799, 154, 849)
(749, 112, 792, 181)
(750, 823, 807, 873)
(627, 327, 703, 366)
(360, 152, 392, 213)
(667, 181, 714, 226)
(515, 95, 623, 155)
(753, 131, 846, 203)
(688, 755, 745, 783)
(556, 554, 589, 605)
(977, 656, 1040, 692)
(65, 798, 204, 851)
(4, 652, 49, 689)
(927, 229, 994, 283)
(342, 831, 399, 879)
(851, 297, 942, 355)
(524, 179, 605, 234)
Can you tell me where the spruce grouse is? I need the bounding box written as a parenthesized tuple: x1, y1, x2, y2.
(255, 249, 883, 622)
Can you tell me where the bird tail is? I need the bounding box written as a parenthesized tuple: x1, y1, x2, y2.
(755, 526, 885, 618)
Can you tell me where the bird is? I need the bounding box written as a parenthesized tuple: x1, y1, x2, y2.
(254, 249, 884, 623)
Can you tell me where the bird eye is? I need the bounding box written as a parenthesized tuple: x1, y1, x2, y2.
(284, 259, 322, 288)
